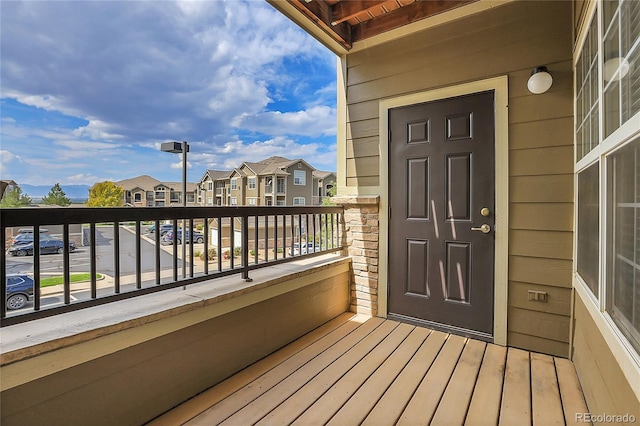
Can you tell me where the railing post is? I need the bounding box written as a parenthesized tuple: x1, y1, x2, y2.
(242, 214, 252, 282)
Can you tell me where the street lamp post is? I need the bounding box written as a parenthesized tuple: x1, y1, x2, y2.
(161, 141, 189, 278)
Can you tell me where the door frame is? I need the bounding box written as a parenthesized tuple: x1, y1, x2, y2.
(379, 76, 509, 345)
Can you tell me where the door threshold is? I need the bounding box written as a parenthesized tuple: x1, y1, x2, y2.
(387, 313, 494, 343)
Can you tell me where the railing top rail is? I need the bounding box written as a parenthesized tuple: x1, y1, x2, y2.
(0, 205, 343, 227)
(1, 205, 344, 326)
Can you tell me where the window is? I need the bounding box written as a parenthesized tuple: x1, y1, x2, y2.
(574, 1, 640, 357)
(577, 163, 600, 297)
(146, 191, 154, 200)
(248, 198, 257, 206)
(248, 177, 256, 189)
(602, 0, 640, 138)
(277, 177, 286, 193)
(266, 199, 272, 206)
(294, 170, 306, 185)
(293, 197, 305, 205)
(576, 13, 599, 161)
(607, 139, 640, 353)
(208, 182, 213, 191)
(276, 200, 285, 206)
(231, 178, 238, 190)
(230, 197, 237, 206)
(187, 194, 195, 203)
(134, 193, 142, 202)
(207, 197, 213, 205)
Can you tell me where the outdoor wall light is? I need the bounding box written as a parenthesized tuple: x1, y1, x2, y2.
(603, 56, 630, 82)
(527, 66, 553, 94)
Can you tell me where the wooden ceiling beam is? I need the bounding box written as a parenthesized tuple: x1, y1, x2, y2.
(290, 0, 353, 50)
(351, 0, 476, 42)
(330, 0, 387, 26)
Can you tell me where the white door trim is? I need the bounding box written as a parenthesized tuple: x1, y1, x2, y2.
(378, 76, 509, 345)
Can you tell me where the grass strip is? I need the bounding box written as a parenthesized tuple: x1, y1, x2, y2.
(40, 273, 103, 288)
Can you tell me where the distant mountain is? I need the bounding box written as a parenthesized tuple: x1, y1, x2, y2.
(20, 184, 91, 202)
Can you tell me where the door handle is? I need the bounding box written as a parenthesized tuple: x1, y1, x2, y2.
(471, 224, 491, 234)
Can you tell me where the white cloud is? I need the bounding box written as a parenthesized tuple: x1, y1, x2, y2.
(234, 106, 336, 137)
(64, 173, 101, 185)
(1, 150, 16, 164)
(0, 0, 337, 184)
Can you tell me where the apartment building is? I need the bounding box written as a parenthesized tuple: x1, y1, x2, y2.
(312, 171, 336, 205)
(198, 156, 334, 206)
(117, 175, 198, 207)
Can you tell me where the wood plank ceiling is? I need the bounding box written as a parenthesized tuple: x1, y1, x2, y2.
(287, 0, 477, 50)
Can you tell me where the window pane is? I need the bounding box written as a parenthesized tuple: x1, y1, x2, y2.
(578, 163, 600, 297)
(608, 138, 640, 352)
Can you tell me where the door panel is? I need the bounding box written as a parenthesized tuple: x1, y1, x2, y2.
(388, 91, 495, 338)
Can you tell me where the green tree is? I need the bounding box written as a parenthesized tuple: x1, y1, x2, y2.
(321, 185, 337, 206)
(0, 184, 32, 207)
(42, 183, 72, 206)
(86, 181, 124, 207)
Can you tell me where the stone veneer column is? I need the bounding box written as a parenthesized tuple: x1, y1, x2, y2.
(332, 195, 380, 316)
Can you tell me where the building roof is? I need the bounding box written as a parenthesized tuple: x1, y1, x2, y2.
(313, 170, 336, 179)
(117, 175, 196, 192)
(201, 170, 233, 182)
(117, 175, 161, 191)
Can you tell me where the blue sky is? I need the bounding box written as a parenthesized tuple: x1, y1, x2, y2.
(0, 0, 337, 187)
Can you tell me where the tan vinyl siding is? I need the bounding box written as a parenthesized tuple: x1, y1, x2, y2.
(343, 1, 574, 355)
(573, 296, 640, 418)
(0, 263, 350, 425)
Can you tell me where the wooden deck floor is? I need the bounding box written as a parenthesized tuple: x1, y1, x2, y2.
(151, 313, 589, 426)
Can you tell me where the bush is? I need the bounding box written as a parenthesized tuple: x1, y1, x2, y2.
(234, 247, 242, 257)
(199, 247, 217, 261)
(195, 224, 204, 231)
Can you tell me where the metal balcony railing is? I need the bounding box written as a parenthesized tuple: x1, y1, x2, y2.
(1, 206, 343, 326)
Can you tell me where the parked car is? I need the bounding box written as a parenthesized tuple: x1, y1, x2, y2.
(11, 232, 53, 246)
(8, 238, 76, 256)
(148, 223, 174, 235)
(288, 242, 321, 256)
(6, 274, 34, 310)
(161, 229, 204, 245)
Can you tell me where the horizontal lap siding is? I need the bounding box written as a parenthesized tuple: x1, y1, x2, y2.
(572, 296, 640, 418)
(344, 1, 573, 355)
(0, 269, 350, 426)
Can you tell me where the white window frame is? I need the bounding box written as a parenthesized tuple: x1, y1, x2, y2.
(231, 178, 238, 190)
(293, 170, 306, 185)
(248, 177, 256, 190)
(573, 0, 640, 390)
(247, 197, 257, 206)
(293, 197, 305, 206)
(276, 200, 285, 206)
(208, 181, 213, 191)
(230, 197, 237, 206)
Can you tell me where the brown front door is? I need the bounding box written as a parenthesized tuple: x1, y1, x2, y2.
(388, 91, 495, 339)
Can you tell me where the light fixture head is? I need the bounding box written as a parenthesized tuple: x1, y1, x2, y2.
(527, 66, 553, 94)
(603, 57, 630, 82)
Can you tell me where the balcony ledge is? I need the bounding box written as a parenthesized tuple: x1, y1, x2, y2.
(0, 254, 350, 390)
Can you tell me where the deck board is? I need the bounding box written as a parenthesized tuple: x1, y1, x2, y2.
(555, 357, 589, 426)
(465, 344, 507, 425)
(397, 334, 467, 426)
(362, 329, 447, 425)
(499, 347, 532, 425)
(531, 352, 565, 425)
(328, 327, 431, 425)
(431, 338, 486, 425)
(155, 316, 589, 426)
